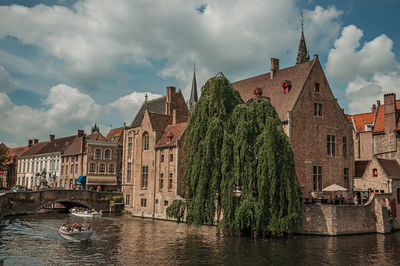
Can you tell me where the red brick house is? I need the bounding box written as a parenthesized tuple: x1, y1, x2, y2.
(232, 33, 354, 199)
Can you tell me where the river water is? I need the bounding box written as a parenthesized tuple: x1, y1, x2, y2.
(1, 213, 400, 265)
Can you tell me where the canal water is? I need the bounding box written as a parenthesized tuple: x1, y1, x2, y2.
(1, 213, 400, 265)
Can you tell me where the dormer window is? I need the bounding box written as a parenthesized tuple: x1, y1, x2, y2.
(315, 83, 320, 93)
(373, 168, 378, 177)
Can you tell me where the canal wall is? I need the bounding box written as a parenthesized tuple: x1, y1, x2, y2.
(299, 194, 391, 235)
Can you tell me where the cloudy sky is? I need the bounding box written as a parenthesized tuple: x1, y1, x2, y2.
(0, 0, 399, 147)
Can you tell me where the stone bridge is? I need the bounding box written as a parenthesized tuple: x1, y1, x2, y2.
(0, 190, 120, 217)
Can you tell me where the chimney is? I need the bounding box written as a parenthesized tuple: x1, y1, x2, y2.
(172, 109, 177, 124)
(49, 134, 55, 141)
(166, 86, 176, 115)
(313, 54, 319, 61)
(34, 139, 38, 144)
(77, 129, 84, 137)
(28, 139, 33, 147)
(384, 93, 397, 133)
(371, 104, 376, 112)
(270, 58, 279, 79)
(377, 100, 381, 107)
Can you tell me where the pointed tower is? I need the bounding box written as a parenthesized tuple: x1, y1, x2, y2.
(188, 64, 198, 111)
(91, 123, 100, 134)
(296, 13, 310, 65)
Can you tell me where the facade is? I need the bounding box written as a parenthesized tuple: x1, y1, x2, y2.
(122, 86, 190, 218)
(60, 129, 122, 191)
(16, 135, 76, 189)
(232, 32, 354, 199)
(2, 145, 29, 189)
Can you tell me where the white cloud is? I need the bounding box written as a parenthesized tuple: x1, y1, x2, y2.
(0, 1, 343, 96)
(0, 65, 17, 92)
(326, 25, 397, 82)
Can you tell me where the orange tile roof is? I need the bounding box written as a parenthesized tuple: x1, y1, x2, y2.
(348, 112, 375, 133)
(373, 101, 400, 133)
(19, 141, 49, 157)
(105, 127, 124, 142)
(232, 60, 315, 121)
(9, 146, 29, 157)
(156, 122, 187, 147)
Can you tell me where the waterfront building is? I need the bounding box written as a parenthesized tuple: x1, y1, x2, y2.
(16, 135, 76, 189)
(122, 85, 190, 218)
(2, 145, 29, 189)
(231, 28, 354, 199)
(60, 128, 122, 191)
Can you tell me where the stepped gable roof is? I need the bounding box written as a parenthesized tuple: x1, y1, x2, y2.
(156, 122, 187, 148)
(355, 160, 370, 178)
(63, 137, 83, 156)
(348, 111, 375, 133)
(131, 96, 166, 127)
(373, 101, 400, 133)
(148, 112, 172, 131)
(378, 158, 400, 179)
(19, 141, 49, 157)
(37, 135, 76, 155)
(106, 127, 124, 143)
(232, 60, 314, 121)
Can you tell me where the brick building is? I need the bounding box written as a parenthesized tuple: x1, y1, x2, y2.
(60, 128, 122, 191)
(232, 29, 354, 199)
(1, 145, 29, 189)
(122, 86, 190, 218)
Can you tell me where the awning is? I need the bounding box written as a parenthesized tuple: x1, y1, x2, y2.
(76, 176, 86, 184)
(86, 175, 117, 185)
(322, 183, 348, 192)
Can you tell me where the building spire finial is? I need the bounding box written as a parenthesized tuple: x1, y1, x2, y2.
(296, 12, 309, 64)
(189, 63, 198, 110)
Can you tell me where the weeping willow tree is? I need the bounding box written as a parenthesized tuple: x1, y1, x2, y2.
(220, 99, 302, 236)
(167, 74, 302, 236)
(182, 73, 243, 225)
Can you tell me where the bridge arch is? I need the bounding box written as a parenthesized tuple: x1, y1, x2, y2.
(34, 199, 96, 213)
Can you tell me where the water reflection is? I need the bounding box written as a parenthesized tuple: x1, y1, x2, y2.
(1, 214, 400, 265)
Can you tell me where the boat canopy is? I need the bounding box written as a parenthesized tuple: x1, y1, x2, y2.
(76, 176, 86, 184)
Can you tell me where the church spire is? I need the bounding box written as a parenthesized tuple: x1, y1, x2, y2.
(189, 63, 198, 110)
(296, 12, 310, 65)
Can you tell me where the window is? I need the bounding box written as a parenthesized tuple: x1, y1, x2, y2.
(89, 163, 96, 173)
(66, 157, 69, 162)
(104, 149, 111, 159)
(142, 166, 148, 189)
(170, 153, 173, 162)
(69, 179, 73, 189)
(75, 164, 78, 173)
(99, 163, 105, 173)
(164, 200, 169, 207)
(65, 165, 68, 174)
(314, 103, 322, 116)
(95, 149, 102, 159)
(127, 163, 132, 183)
(143, 132, 149, 151)
(36, 162, 39, 172)
(373, 168, 378, 177)
(125, 194, 130, 206)
(40, 161, 42, 170)
(61, 166, 64, 175)
(327, 135, 336, 156)
(168, 173, 173, 191)
(343, 137, 347, 158)
(397, 189, 400, 204)
(161, 154, 164, 163)
(23, 163, 25, 173)
(71, 164, 74, 174)
(62, 157, 64, 163)
(344, 168, 349, 189)
(313, 166, 322, 191)
(75, 155, 78, 162)
(109, 164, 115, 173)
(160, 173, 164, 191)
(128, 132, 133, 159)
(56, 160, 59, 170)
(141, 198, 147, 207)
(315, 83, 320, 93)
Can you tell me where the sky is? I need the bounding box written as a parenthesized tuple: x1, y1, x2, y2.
(0, 0, 399, 147)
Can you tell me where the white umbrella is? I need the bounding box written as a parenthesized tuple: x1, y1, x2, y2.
(322, 183, 348, 192)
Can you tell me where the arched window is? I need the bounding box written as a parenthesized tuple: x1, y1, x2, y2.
(104, 149, 111, 159)
(99, 163, 105, 173)
(109, 164, 115, 173)
(89, 163, 96, 172)
(128, 132, 133, 159)
(373, 168, 378, 177)
(143, 132, 149, 151)
(95, 149, 102, 159)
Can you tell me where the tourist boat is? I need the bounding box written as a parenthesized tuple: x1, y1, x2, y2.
(71, 211, 102, 218)
(58, 227, 92, 242)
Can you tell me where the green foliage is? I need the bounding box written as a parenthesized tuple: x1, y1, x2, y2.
(0, 143, 10, 169)
(166, 200, 186, 223)
(112, 195, 124, 203)
(170, 73, 302, 237)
